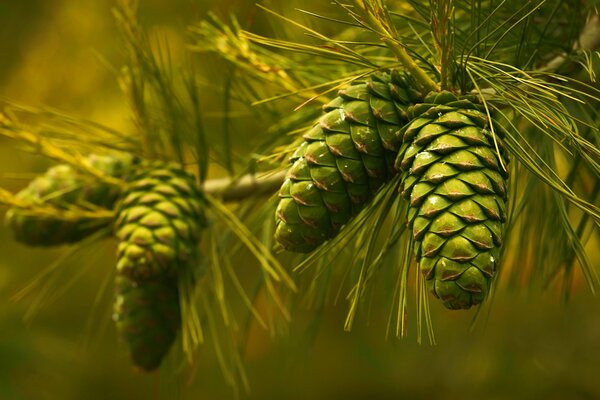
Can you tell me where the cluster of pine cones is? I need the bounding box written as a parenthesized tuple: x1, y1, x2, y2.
(4, 69, 509, 370)
(275, 71, 509, 310)
(5, 155, 205, 371)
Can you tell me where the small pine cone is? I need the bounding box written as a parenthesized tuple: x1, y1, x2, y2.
(275, 70, 423, 252)
(114, 161, 205, 282)
(5, 153, 137, 246)
(113, 274, 180, 371)
(396, 91, 509, 310)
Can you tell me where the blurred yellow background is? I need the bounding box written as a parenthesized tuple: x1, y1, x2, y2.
(0, 1, 599, 399)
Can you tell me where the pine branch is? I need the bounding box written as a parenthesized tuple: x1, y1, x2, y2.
(199, 5, 600, 210)
(200, 11, 600, 205)
(202, 170, 286, 202)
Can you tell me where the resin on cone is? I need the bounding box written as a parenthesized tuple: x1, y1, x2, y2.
(5, 153, 138, 246)
(113, 161, 204, 371)
(275, 70, 422, 252)
(395, 91, 509, 310)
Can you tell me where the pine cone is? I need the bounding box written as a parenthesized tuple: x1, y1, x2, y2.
(113, 275, 180, 372)
(5, 153, 137, 246)
(113, 161, 204, 371)
(396, 91, 509, 310)
(275, 70, 423, 252)
(114, 161, 205, 282)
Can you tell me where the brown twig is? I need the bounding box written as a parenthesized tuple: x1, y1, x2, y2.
(202, 170, 287, 202)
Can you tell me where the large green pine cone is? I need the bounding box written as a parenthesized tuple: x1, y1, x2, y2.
(114, 161, 204, 282)
(395, 91, 509, 310)
(275, 70, 423, 252)
(113, 274, 180, 371)
(5, 153, 137, 246)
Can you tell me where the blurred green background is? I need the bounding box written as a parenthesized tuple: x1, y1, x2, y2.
(0, 1, 599, 399)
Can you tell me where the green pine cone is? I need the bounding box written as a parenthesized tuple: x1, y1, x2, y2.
(114, 161, 205, 282)
(5, 153, 138, 246)
(275, 70, 423, 252)
(395, 91, 509, 310)
(113, 274, 180, 371)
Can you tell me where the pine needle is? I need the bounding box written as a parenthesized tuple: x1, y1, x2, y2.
(11, 228, 112, 322)
(204, 193, 296, 291)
